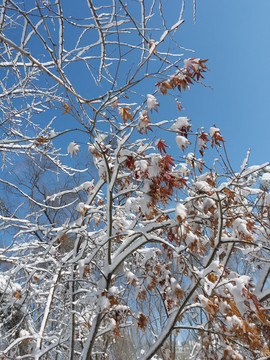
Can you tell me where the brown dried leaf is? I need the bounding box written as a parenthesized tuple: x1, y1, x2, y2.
(63, 102, 71, 114)
(35, 136, 48, 147)
(59, 233, 68, 243)
(13, 289, 22, 299)
(137, 313, 148, 331)
(119, 107, 133, 123)
(207, 273, 218, 283)
(108, 295, 119, 307)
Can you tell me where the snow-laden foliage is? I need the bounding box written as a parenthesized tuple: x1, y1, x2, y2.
(0, 1, 269, 360)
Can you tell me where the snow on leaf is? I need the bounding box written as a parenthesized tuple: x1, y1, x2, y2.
(175, 203, 187, 223)
(209, 126, 224, 147)
(260, 172, 270, 189)
(137, 110, 152, 134)
(184, 58, 209, 81)
(156, 80, 172, 95)
(192, 180, 213, 195)
(198, 130, 209, 156)
(171, 116, 191, 134)
(147, 94, 159, 113)
(176, 135, 191, 152)
(67, 141, 80, 157)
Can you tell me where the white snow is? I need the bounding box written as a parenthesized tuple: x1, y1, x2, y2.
(67, 141, 80, 157)
(147, 94, 159, 112)
(175, 203, 187, 222)
(176, 135, 190, 152)
(260, 172, 270, 188)
(171, 117, 190, 131)
(209, 126, 220, 137)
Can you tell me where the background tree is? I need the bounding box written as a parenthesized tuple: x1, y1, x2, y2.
(0, 1, 270, 360)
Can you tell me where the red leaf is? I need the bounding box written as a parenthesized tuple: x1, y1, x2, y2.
(156, 139, 168, 154)
(125, 155, 135, 170)
(211, 130, 225, 148)
(198, 131, 209, 156)
(176, 99, 183, 111)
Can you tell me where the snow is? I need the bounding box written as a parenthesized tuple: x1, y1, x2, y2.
(134, 159, 148, 176)
(0, 275, 22, 295)
(198, 260, 220, 279)
(240, 164, 268, 178)
(175, 162, 190, 177)
(125, 197, 140, 214)
(148, 154, 162, 178)
(175, 203, 187, 222)
(147, 94, 159, 112)
(184, 58, 200, 71)
(192, 180, 213, 194)
(125, 269, 138, 284)
(19, 329, 30, 337)
(67, 141, 80, 157)
(98, 295, 110, 310)
(202, 197, 216, 213)
(226, 275, 252, 316)
(171, 116, 190, 131)
(209, 126, 220, 137)
(76, 202, 88, 213)
(260, 172, 270, 188)
(233, 218, 251, 239)
(176, 135, 190, 152)
(137, 110, 150, 133)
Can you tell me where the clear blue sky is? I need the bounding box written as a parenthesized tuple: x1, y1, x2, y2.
(171, 0, 270, 170)
(26, 0, 270, 174)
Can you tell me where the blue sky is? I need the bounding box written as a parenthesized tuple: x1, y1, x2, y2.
(171, 0, 270, 170)
(5, 0, 269, 176)
(57, 0, 270, 176)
